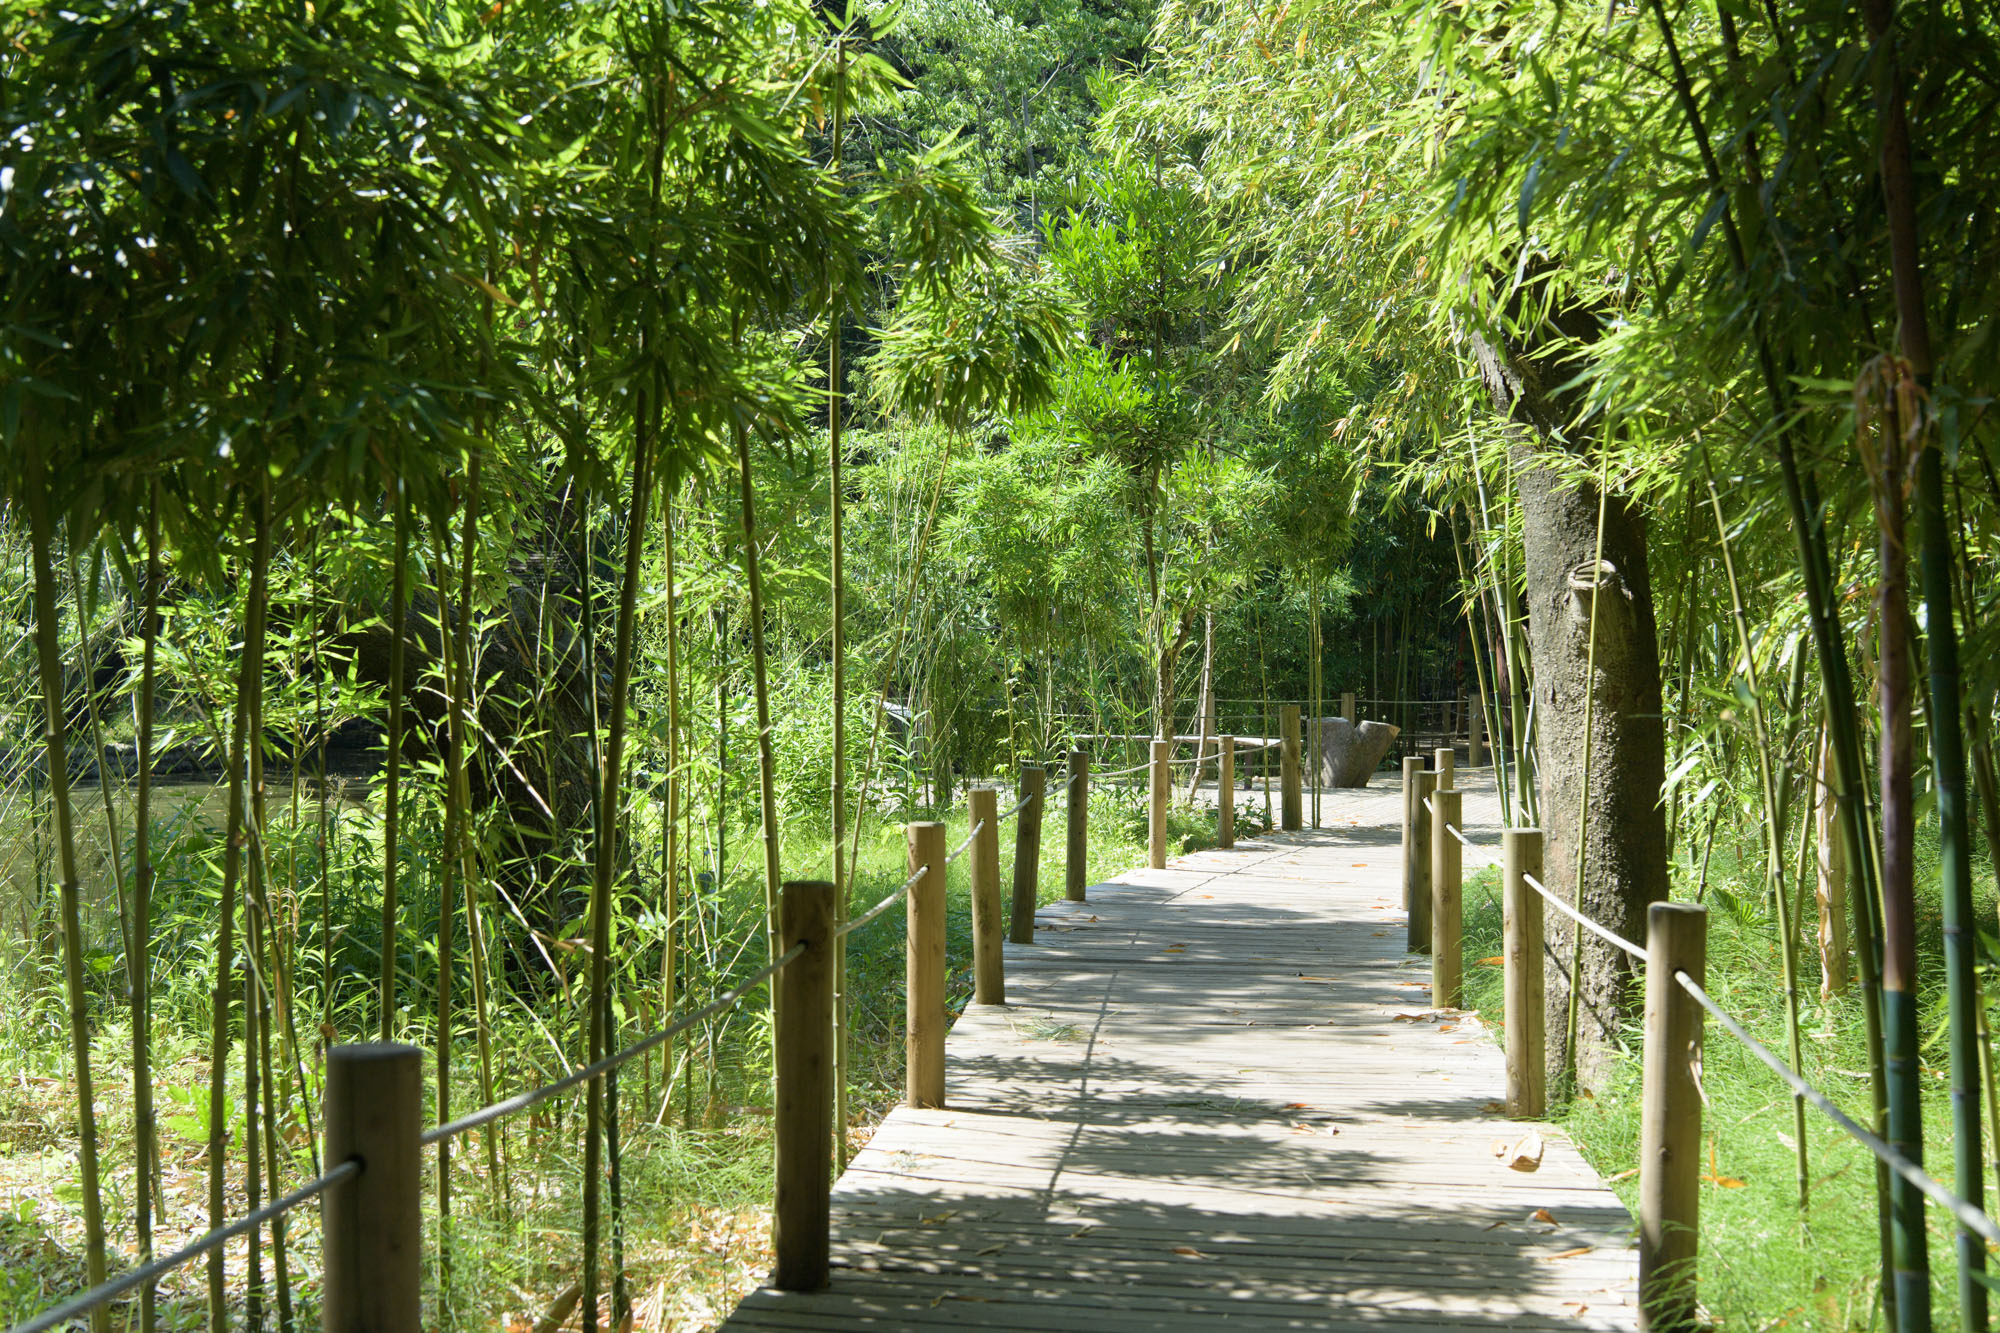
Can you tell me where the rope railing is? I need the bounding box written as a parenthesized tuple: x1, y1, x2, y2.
(945, 820, 983, 866)
(17, 731, 1249, 1333)
(1419, 792, 1647, 962)
(1677, 970, 2000, 1246)
(8, 1161, 361, 1333)
(1518, 870, 1647, 963)
(423, 943, 806, 1147)
(838, 863, 930, 939)
(1400, 766, 2000, 1323)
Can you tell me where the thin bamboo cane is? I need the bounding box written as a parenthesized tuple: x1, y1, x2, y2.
(22, 459, 109, 1333)
(1705, 459, 1810, 1206)
(132, 483, 161, 1333)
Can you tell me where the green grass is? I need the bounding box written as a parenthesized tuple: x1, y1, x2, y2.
(1458, 838, 2000, 1333)
(0, 780, 1220, 1331)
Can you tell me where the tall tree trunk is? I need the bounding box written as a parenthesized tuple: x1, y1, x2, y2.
(1470, 310, 1668, 1093)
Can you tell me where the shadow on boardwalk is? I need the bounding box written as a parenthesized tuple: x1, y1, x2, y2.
(722, 778, 1638, 1331)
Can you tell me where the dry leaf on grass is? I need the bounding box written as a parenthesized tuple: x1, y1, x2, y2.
(1478, 955, 1505, 966)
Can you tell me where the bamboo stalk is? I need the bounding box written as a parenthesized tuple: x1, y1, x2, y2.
(1704, 460, 1810, 1207)
(23, 449, 111, 1333)
(379, 487, 410, 1040)
(583, 438, 655, 1333)
(133, 482, 161, 1333)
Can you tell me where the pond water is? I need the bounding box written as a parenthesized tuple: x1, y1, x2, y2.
(0, 769, 372, 967)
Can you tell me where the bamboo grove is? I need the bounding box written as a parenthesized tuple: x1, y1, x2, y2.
(4, 0, 2000, 1327)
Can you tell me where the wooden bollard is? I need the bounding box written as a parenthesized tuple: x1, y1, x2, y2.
(1008, 764, 1045, 945)
(1407, 766, 1434, 955)
(321, 1043, 422, 1333)
(1430, 786, 1462, 1009)
(1340, 691, 1356, 724)
(1218, 736, 1235, 849)
(905, 821, 948, 1108)
(1148, 740, 1171, 869)
(1640, 902, 1707, 1332)
(1503, 829, 1546, 1118)
(968, 787, 1003, 1004)
(774, 879, 835, 1291)
(1065, 750, 1089, 902)
(1279, 706, 1302, 831)
(1434, 745, 1455, 791)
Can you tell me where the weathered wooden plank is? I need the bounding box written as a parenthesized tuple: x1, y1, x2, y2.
(718, 773, 1635, 1331)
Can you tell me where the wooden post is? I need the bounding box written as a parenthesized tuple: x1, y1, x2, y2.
(905, 821, 947, 1108)
(1279, 706, 1302, 831)
(969, 787, 1003, 1004)
(1148, 739, 1170, 869)
(321, 1043, 421, 1333)
(774, 880, 835, 1291)
(1434, 745, 1454, 791)
(1640, 902, 1708, 1332)
(1340, 691, 1356, 724)
(1065, 749, 1088, 903)
(1503, 829, 1546, 1118)
(1008, 764, 1045, 946)
(1431, 786, 1462, 1009)
(1408, 769, 1435, 955)
(1402, 757, 1422, 919)
(1218, 736, 1236, 849)
(1469, 695, 1486, 768)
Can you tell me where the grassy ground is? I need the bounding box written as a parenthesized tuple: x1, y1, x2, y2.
(1458, 835, 1999, 1333)
(0, 780, 1256, 1331)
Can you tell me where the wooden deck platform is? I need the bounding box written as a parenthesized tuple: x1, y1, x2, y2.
(723, 774, 1639, 1330)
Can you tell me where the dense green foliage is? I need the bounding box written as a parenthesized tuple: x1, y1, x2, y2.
(7, 0, 2000, 1327)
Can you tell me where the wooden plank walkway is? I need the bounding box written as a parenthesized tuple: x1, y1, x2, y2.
(723, 773, 1640, 1330)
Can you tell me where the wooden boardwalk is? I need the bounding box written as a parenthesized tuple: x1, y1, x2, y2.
(724, 773, 1640, 1330)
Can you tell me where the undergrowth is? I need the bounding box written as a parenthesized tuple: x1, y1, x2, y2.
(1460, 832, 1999, 1333)
(0, 780, 1231, 1330)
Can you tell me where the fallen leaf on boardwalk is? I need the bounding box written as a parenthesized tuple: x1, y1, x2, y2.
(978, 1244, 1006, 1256)
(1171, 1246, 1206, 1258)
(1541, 1246, 1594, 1261)
(1531, 1208, 1558, 1225)
(1506, 1129, 1545, 1171)
(920, 1211, 957, 1225)
(1371, 931, 1391, 937)
(1068, 1227, 1095, 1238)
(1563, 1303, 1591, 1315)
(1491, 1139, 1510, 1157)
(1438, 1024, 1457, 1033)
(1353, 863, 1368, 868)
(1478, 955, 1505, 966)
(1482, 1101, 1506, 1114)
